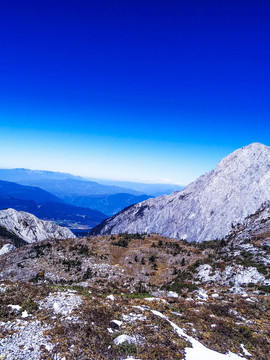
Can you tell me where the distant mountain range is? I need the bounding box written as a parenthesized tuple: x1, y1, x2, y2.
(60, 193, 152, 216)
(0, 180, 61, 203)
(0, 180, 107, 229)
(86, 178, 183, 197)
(0, 168, 182, 216)
(0, 168, 182, 196)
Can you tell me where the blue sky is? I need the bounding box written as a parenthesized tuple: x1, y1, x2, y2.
(0, 0, 270, 185)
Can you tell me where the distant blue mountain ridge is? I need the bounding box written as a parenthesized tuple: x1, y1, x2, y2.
(0, 180, 107, 229)
(0, 168, 182, 216)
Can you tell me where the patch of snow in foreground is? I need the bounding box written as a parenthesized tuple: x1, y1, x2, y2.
(167, 291, 178, 298)
(144, 297, 167, 303)
(196, 288, 208, 300)
(0, 285, 7, 293)
(7, 304, 22, 311)
(122, 312, 146, 322)
(114, 334, 137, 346)
(21, 310, 29, 318)
(240, 344, 252, 356)
(151, 310, 247, 360)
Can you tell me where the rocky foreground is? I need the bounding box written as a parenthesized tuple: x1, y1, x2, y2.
(0, 215, 269, 359)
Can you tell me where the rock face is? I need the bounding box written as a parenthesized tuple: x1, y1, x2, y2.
(92, 143, 270, 242)
(0, 208, 75, 243)
(0, 243, 16, 256)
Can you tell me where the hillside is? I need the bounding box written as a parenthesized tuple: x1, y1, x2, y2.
(0, 208, 75, 243)
(0, 214, 269, 359)
(92, 143, 270, 242)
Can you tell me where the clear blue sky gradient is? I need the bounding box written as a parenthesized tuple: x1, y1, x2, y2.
(1, 0, 270, 184)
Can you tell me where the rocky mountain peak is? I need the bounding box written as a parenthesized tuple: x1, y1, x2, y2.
(0, 208, 75, 244)
(92, 143, 270, 242)
(217, 142, 270, 171)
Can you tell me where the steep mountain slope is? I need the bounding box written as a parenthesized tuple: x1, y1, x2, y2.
(92, 143, 270, 242)
(0, 224, 27, 247)
(0, 208, 75, 243)
(61, 193, 152, 216)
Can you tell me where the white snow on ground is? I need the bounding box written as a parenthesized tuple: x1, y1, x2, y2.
(0, 244, 16, 256)
(167, 291, 178, 298)
(106, 294, 116, 301)
(196, 288, 208, 300)
(114, 334, 138, 346)
(0, 285, 7, 293)
(144, 297, 167, 303)
(151, 310, 247, 360)
(240, 344, 252, 356)
(0, 319, 53, 360)
(122, 312, 146, 322)
(21, 310, 29, 318)
(7, 305, 21, 311)
(39, 292, 82, 316)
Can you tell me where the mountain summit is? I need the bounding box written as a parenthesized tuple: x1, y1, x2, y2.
(92, 143, 270, 242)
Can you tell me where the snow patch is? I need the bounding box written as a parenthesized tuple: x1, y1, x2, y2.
(196, 288, 208, 300)
(7, 305, 21, 312)
(151, 310, 247, 360)
(122, 313, 146, 322)
(114, 334, 138, 346)
(240, 344, 252, 356)
(167, 291, 178, 298)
